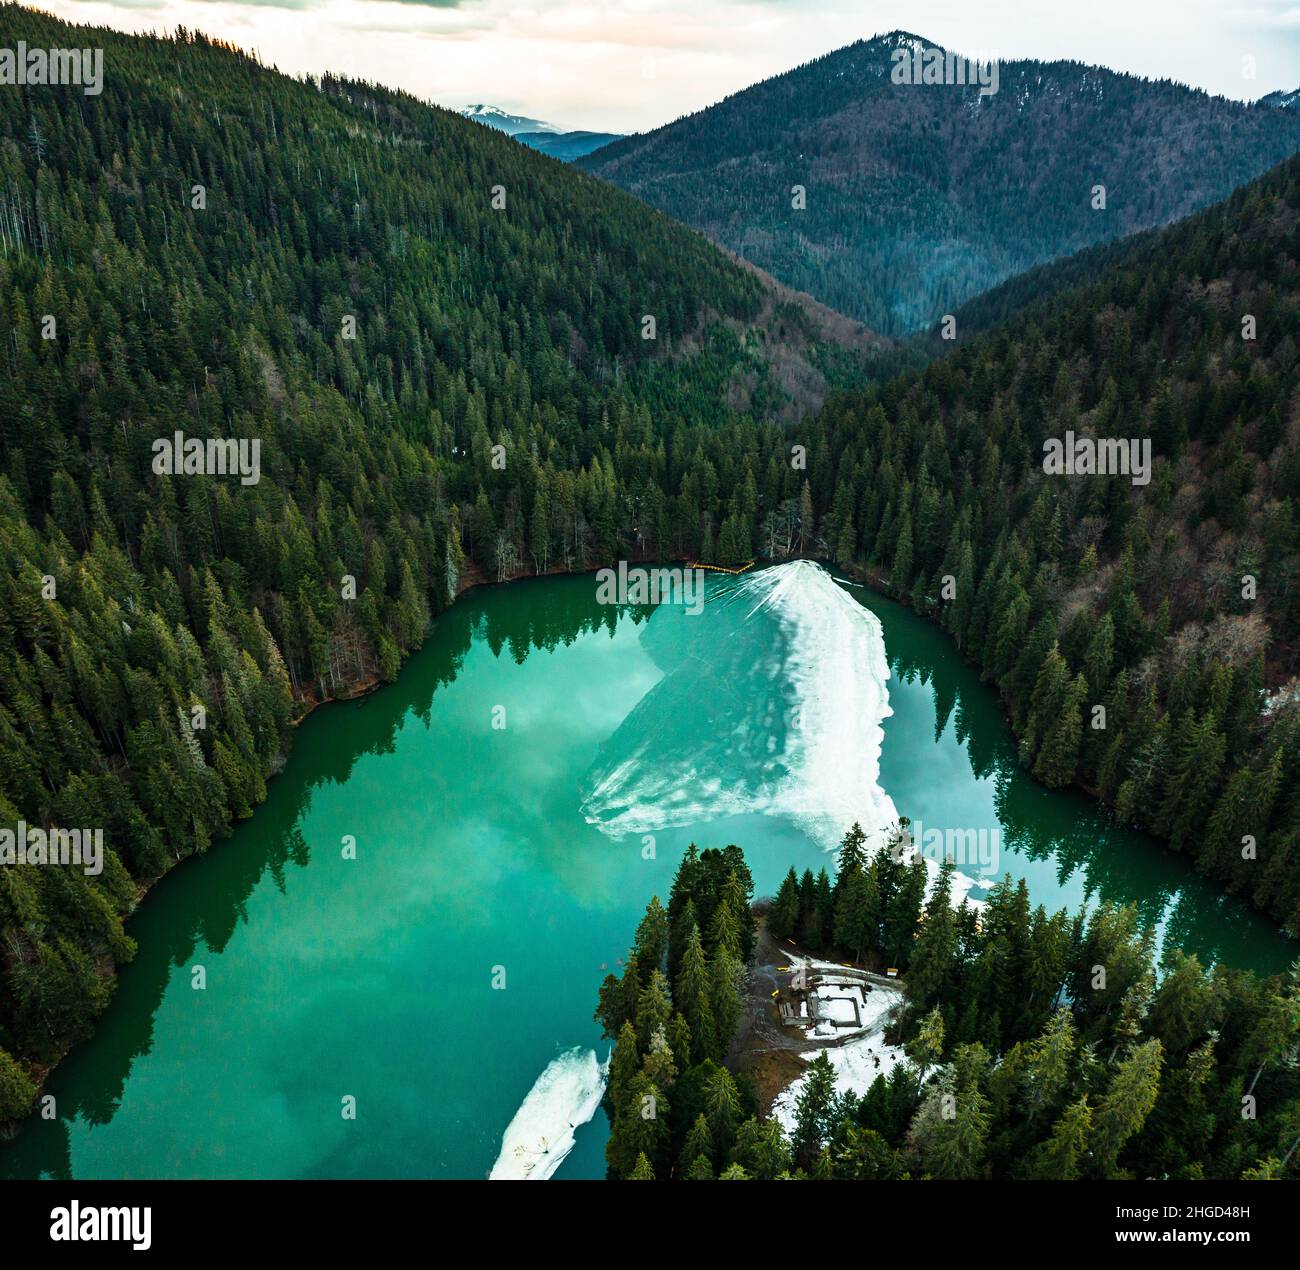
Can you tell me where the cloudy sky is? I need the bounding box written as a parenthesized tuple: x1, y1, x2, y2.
(35, 0, 1300, 132)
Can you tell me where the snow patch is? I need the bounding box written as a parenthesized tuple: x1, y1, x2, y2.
(580, 560, 899, 850)
(771, 984, 908, 1136)
(489, 1047, 608, 1180)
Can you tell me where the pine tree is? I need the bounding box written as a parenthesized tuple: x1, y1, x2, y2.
(719, 863, 756, 962)
(906, 858, 957, 1011)
(1032, 672, 1086, 788)
(832, 864, 875, 963)
(907, 1047, 991, 1180)
(1021, 1008, 1076, 1123)
(700, 1068, 739, 1147)
(632, 896, 670, 975)
(798, 869, 823, 949)
(730, 1116, 792, 1180)
(707, 893, 742, 961)
(1021, 643, 1070, 759)
(832, 822, 869, 904)
(607, 1022, 640, 1111)
(668, 1012, 694, 1072)
(683, 1153, 715, 1180)
(635, 969, 672, 1052)
(641, 1025, 679, 1091)
(906, 1008, 946, 1083)
(674, 923, 717, 1063)
(709, 948, 743, 1059)
(628, 1152, 655, 1180)
(667, 894, 700, 985)
(882, 854, 926, 969)
(606, 1073, 670, 1179)
(1146, 950, 1218, 1059)
(1200, 748, 1282, 879)
(677, 1112, 713, 1176)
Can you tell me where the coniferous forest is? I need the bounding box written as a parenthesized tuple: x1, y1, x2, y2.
(0, 5, 867, 1113)
(0, 0, 1298, 1210)
(812, 155, 1300, 933)
(600, 838, 1300, 1180)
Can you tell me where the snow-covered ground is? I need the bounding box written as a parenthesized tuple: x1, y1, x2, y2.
(804, 979, 897, 1039)
(772, 981, 908, 1136)
(489, 1047, 608, 1180)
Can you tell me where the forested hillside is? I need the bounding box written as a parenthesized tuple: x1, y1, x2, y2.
(0, 4, 873, 1118)
(933, 229, 1164, 344)
(581, 31, 1300, 334)
(807, 151, 1300, 933)
(601, 838, 1300, 1180)
(515, 132, 624, 162)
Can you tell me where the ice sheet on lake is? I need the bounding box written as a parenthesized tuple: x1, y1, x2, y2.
(579, 560, 899, 850)
(580, 560, 990, 907)
(489, 1046, 608, 1180)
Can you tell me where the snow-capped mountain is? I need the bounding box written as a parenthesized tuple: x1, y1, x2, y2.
(459, 104, 561, 136)
(458, 104, 622, 161)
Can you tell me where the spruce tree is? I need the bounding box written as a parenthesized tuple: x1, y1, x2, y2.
(791, 1052, 838, 1168)
(632, 897, 670, 976)
(674, 923, 717, 1063)
(1090, 1039, 1164, 1177)
(628, 1153, 655, 1180)
(906, 858, 958, 1012)
(730, 1116, 792, 1180)
(1024, 1095, 1092, 1180)
(677, 1112, 713, 1176)
(768, 868, 800, 941)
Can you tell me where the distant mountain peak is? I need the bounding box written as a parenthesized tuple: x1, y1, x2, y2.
(458, 104, 562, 135)
(582, 43, 1300, 334)
(1261, 86, 1300, 110)
(872, 30, 933, 49)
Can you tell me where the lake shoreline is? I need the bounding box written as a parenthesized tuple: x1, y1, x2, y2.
(0, 550, 699, 1139)
(6, 551, 1294, 1143)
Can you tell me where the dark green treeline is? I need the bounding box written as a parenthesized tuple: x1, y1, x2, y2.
(602, 838, 1300, 1180)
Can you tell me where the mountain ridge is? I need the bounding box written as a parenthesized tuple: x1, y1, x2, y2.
(803, 145, 1300, 929)
(515, 130, 623, 161)
(458, 103, 561, 134)
(582, 31, 1300, 334)
(1261, 87, 1300, 110)
(460, 103, 623, 161)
